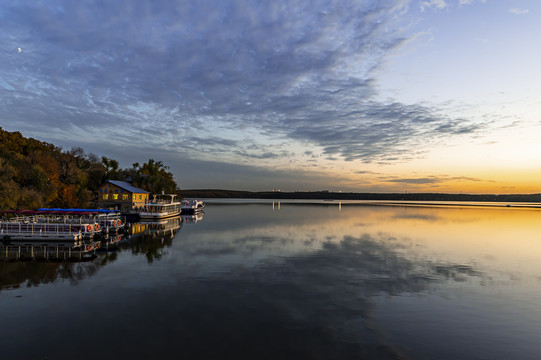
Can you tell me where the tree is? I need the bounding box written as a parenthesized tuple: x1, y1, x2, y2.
(101, 156, 121, 180)
(0, 128, 179, 209)
(132, 159, 177, 194)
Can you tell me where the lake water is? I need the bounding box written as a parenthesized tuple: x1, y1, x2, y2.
(1, 201, 541, 359)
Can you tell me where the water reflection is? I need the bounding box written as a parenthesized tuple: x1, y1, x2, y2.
(0, 214, 203, 291)
(1, 204, 540, 359)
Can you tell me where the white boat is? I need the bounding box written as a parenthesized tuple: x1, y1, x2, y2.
(0, 211, 93, 242)
(181, 200, 205, 215)
(139, 194, 182, 220)
(37, 208, 125, 234)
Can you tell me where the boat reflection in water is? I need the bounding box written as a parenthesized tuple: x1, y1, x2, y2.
(0, 212, 205, 297)
(181, 213, 204, 223)
(120, 215, 190, 264)
(0, 239, 99, 262)
(128, 216, 182, 238)
(0, 211, 204, 264)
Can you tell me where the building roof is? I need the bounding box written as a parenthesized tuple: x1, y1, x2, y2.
(107, 180, 149, 194)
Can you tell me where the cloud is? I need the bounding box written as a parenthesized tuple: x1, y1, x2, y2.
(0, 0, 487, 186)
(385, 175, 485, 185)
(423, 0, 487, 10)
(388, 177, 440, 185)
(509, 8, 529, 15)
(420, 0, 448, 12)
(286, 101, 483, 163)
(186, 136, 238, 147)
(233, 150, 292, 160)
(458, 0, 486, 6)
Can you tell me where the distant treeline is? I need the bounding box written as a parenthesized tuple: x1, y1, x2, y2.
(179, 189, 541, 203)
(0, 127, 177, 210)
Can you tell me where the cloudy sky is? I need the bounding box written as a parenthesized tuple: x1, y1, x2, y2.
(1, 0, 540, 193)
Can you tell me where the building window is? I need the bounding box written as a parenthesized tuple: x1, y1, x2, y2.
(103, 194, 109, 200)
(115, 189, 119, 193)
(99, 189, 103, 193)
(139, 194, 142, 200)
(122, 194, 128, 200)
(113, 194, 118, 200)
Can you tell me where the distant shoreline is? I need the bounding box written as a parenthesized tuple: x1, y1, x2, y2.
(179, 189, 541, 203)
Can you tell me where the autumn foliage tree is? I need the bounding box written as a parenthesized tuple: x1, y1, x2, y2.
(127, 159, 177, 194)
(0, 127, 178, 210)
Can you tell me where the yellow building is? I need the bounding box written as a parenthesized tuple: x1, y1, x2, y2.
(96, 180, 149, 212)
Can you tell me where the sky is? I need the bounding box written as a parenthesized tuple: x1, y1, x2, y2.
(1, 0, 540, 193)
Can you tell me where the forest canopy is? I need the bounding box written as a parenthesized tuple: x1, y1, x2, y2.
(0, 127, 178, 210)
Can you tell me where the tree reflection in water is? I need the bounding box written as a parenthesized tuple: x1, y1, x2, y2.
(0, 216, 184, 291)
(0, 260, 100, 290)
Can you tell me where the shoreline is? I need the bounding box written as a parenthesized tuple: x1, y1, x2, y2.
(198, 198, 541, 210)
(179, 189, 541, 203)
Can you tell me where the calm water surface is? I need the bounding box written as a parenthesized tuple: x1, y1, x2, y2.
(1, 201, 541, 359)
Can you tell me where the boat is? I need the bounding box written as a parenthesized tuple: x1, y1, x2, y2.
(139, 194, 182, 220)
(38, 208, 126, 235)
(0, 210, 94, 242)
(181, 200, 205, 215)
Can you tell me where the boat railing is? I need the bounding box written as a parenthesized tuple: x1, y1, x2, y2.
(2, 213, 106, 233)
(146, 194, 179, 205)
(0, 222, 85, 237)
(0, 211, 129, 240)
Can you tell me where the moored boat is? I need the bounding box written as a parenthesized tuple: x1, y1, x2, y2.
(0, 211, 93, 241)
(139, 194, 182, 220)
(38, 208, 126, 234)
(181, 200, 205, 215)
